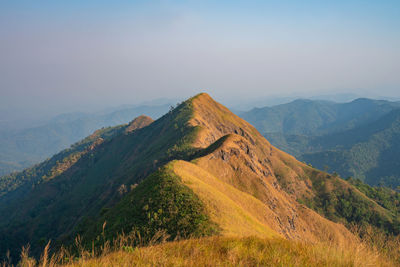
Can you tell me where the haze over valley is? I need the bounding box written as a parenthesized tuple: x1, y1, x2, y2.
(1, 1, 400, 266)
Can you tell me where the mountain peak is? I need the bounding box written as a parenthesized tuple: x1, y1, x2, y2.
(191, 92, 213, 101)
(2, 92, 398, 263)
(184, 93, 264, 148)
(125, 115, 153, 133)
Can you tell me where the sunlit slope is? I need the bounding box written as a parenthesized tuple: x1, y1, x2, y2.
(172, 160, 278, 238)
(186, 93, 399, 235)
(1, 92, 399, 263)
(0, 124, 126, 204)
(0, 115, 157, 259)
(74, 93, 357, 247)
(183, 138, 352, 244)
(0, 115, 153, 200)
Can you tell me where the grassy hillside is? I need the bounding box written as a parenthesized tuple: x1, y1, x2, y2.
(347, 177, 400, 216)
(19, 235, 399, 267)
(173, 160, 279, 238)
(0, 104, 170, 176)
(0, 115, 154, 201)
(0, 124, 126, 199)
(299, 168, 400, 234)
(1, 93, 400, 264)
(77, 163, 219, 248)
(0, 100, 199, 261)
(0, 116, 155, 260)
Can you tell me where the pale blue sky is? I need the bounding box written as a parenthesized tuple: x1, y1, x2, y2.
(1, 1, 399, 113)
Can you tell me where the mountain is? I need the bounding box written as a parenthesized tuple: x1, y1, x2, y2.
(229, 93, 362, 111)
(1, 93, 399, 263)
(0, 104, 171, 176)
(241, 98, 400, 187)
(241, 98, 400, 136)
(299, 109, 400, 187)
(0, 115, 154, 199)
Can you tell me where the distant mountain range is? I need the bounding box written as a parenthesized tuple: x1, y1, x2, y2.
(2, 93, 399, 263)
(230, 93, 400, 111)
(3, 96, 400, 189)
(242, 98, 400, 187)
(0, 104, 172, 176)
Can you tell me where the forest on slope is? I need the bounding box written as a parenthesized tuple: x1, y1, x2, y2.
(242, 98, 400, 187)
(1, 94, 399, 265)
(0, 104, 170, 176)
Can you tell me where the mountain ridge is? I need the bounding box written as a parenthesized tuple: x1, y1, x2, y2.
(0, 104, 170, 176)
(242, 97, 400, 136)
(300, 108, 400, 187)
(1, 93, 399, 263)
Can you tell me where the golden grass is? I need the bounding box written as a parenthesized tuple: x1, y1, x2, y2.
(9, 93, 399, 266)
(172, 160, 279, 238)
(185, 93, 356, 244)
(11, 157, 400, 266)
(53, 236, 394, 267)
(13, 230, 399, 267)
(350, 224, 400, 265)
(179, 139, 355, 245)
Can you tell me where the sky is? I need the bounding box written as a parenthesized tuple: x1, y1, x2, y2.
(1, 0, 400, 116)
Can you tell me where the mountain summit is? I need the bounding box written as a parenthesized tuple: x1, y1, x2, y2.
(0, 93, 399, 262)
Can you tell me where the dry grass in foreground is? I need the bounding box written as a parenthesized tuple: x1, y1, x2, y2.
(9, 226, 400, 267)
(14, 235, 394, 267)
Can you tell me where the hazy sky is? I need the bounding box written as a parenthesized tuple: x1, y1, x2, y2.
(1, 0, 399, 114)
